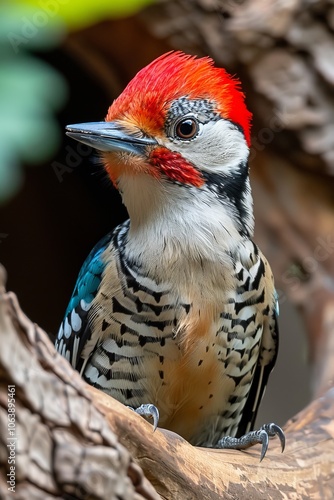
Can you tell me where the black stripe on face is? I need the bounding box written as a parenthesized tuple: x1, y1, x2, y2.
(202, 161, 250, 234)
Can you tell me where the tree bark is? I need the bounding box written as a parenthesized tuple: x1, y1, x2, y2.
(1, 264, 334, 498)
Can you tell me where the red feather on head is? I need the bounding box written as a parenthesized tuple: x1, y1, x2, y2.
(106, 51, 252, 146)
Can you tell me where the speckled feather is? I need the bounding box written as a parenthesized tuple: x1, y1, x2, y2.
(56, 221, 278, 446)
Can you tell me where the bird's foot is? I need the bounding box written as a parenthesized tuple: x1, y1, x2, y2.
(127, 403, 160, 431)
(217, 423, 285, 461)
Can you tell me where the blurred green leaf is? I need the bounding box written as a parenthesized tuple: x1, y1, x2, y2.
(15, 0, 155, 29)
(0, 3, 68, 204)
(1, 58, 66, 161)
(1, 3, 66, 51)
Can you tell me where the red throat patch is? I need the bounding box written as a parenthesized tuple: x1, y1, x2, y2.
(150, 147, 204, 187)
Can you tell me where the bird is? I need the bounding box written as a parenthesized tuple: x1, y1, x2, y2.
(56, 51, 285, 461)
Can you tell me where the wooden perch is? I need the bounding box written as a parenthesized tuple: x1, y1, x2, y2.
(0, 263, 334, 499)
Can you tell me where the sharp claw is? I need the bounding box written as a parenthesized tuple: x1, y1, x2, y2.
(259, 431, 269, 462)
(129, 403, 160, 431)
(261, 423, 286, 455)
(273, 424, 285, 452)
(146, 404, 160, 432)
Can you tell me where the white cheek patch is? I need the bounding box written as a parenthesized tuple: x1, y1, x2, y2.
(162, 119, 249, 173)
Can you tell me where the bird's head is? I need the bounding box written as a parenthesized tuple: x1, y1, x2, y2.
(67, 52, 254, 247)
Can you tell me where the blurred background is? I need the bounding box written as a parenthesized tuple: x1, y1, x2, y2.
(2, 0, 334, 430)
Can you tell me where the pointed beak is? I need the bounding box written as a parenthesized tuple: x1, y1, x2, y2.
(65, 121, 157, 155)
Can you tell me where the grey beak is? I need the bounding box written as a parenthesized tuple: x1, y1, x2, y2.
(66, 121, 157, 155)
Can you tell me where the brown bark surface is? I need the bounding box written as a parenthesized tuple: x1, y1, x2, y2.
(1, 264, 334, 498)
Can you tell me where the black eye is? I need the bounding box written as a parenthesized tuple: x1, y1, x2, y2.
(175, 118, 199, 140)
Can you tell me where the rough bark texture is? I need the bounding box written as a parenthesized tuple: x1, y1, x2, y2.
(1, 261, 334, 498)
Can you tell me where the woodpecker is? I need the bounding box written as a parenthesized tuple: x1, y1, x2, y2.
(56, 51, 285, 460)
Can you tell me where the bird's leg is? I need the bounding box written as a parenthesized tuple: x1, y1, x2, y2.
(127, 404, 160, 431)
(217, 423, 285, 461)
